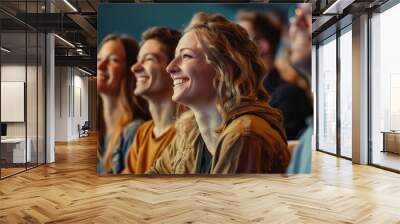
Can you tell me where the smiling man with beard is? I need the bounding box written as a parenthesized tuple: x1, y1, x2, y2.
(123, 27, 181, 174)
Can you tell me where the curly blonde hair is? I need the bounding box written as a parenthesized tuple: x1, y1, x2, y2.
(183, 12, 282, 128)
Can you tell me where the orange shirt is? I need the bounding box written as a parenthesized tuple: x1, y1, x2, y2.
(124, 121, 176, 174)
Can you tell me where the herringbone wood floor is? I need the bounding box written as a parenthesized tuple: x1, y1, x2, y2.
(0, 134, 399, 223)
(1, 167, 25, 177)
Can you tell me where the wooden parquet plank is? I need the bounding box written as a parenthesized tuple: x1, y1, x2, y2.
(0, 134, 399, 223)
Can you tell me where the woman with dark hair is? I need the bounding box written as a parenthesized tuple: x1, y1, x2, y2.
(148, 12, 291, 174)
(237, 10, 313, 141)
(97, 34, 149, 174)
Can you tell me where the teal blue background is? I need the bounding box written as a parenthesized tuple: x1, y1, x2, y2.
(98, 3, 298, 44)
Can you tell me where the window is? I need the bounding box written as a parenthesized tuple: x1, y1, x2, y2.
(317, 35, 337, 154)
(339, 27, 352, 158)
(371, 2, 400, 171)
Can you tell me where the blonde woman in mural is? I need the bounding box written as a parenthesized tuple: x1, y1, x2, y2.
(148, 12, 290, 174)
(97, 34, 150, 174)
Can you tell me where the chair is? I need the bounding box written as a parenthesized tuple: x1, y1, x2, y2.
(79, 121, 90, 138)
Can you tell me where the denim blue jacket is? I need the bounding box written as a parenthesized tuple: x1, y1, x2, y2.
(97, 119, 144, 174)
(287, 116, 313, 174)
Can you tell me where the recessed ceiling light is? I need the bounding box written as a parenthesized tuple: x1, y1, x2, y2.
(54, 34, 75, 48)
(63, 0, 78, 12)
(323, 0, 354, 15)
(1, 47, 11, 53)
(78, 67, 93, 76)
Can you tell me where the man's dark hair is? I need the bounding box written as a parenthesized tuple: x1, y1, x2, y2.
(141, 27, 181, 62)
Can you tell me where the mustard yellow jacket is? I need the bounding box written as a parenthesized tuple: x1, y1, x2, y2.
(147, 101, 290, 174)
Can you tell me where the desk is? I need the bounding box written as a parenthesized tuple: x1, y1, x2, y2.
(1, 138, 31, 163)
(382, 131, 400, 154)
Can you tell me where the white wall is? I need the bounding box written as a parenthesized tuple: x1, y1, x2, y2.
(80, 75, 89, 123)
(1, 64, 26, 81)
(54, 67, 89, 141)
(55, 67, 69, 141)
